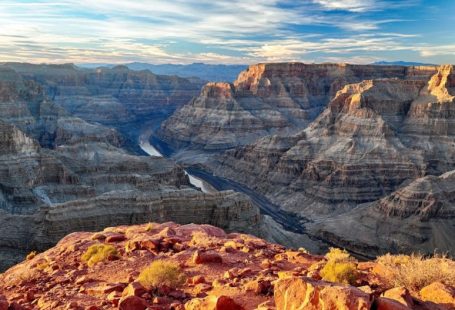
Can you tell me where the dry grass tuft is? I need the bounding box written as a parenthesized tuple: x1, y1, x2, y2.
(26, 251, 37, 260)
(189, 231, 219, 247)
(320, 247, 358, 285)
(138, 260, 186, 289)
(81, 244, 118, 267)
(375, 253, 455, 291)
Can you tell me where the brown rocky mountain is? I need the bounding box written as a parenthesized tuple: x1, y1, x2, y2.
(157, 63, 436, 150)
(208, 64, 455, 256)
(153, 62, 455, 256)
(0, 65, 261, 271)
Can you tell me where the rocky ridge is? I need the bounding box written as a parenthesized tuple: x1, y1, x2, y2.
(157, 63, 437, 150)
(0, 222, 454, 309)
(208, 64, 455, 255)
(0, 65, 262, 271)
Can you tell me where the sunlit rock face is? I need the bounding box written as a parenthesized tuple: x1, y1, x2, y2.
(210, 65, 455, 255)
(157, 63, 436, 150)
(1, 222, 454, 310)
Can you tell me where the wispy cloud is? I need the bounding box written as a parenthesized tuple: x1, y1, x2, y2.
(0, 0, 452, 64)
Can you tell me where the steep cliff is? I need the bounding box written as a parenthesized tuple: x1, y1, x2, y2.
(0, 65, 263, 271)
(158, 63, 437, 150)
(210, 65, 455, 254)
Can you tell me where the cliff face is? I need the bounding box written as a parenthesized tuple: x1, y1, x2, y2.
(5, 63, 204, 126)
(0, 65, 262, 271)
(158, 63, 437, 150)
(311, 170, 455, 256)
(209, 65, 455, 254)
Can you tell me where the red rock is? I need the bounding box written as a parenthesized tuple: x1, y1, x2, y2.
(107, 291, 121, 306)
(274, 277, 372, 310)
(0, 295, 8, 310)
(122, 282, 147, 297)
(382, 287, 414, 308)
(105, 233, 126, 243)
(244, 279, 272, 295)
(185, 295, 244, 310)
(192, 250, 222, 264)
(374, 297, 411, 310)
(118, 295, 148, 310)
(188, 275, 206, 285)
(420, 282, 455, 309)
(216, 296, 244, 310)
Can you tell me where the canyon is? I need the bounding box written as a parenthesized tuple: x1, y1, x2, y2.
(0, 63, 262, 270)
(158, 63, 455, 257)
(1, 61, 455, 273)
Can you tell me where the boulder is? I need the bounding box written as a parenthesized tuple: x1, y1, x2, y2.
(192, 250, 222, 264)
(374, 297, 412, 310)
(274, 277, 372, 310)
(382, 287, 414, 308)
(118, 295, 148, 310)
(185, 295, 244, 310)
(420, 282, 455, 309)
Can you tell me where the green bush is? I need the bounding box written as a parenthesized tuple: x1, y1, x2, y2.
(320, 247, 358, 285)
(320, 259, 358, 285)
(81, 244, 118, 267)
(138, 260, 186, 289)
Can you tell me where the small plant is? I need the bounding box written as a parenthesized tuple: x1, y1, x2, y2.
(320, 259, 358, 285)
(325, 247, 351, 262)
(375, 253, 455, 291)
(138, 260, 186, 290)
(26, 251, 37, 260)
(320, 247, 358, 285)
(81, 244, 118, 267)
(145, 222, 155, 232)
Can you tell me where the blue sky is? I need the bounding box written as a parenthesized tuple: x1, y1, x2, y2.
(0, 0, 454, 64)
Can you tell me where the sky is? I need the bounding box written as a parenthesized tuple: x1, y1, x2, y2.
(0, 0, 454, 65)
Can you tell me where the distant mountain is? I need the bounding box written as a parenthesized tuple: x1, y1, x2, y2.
(372, 60, 435, 66)
(77, 62, 248, 82)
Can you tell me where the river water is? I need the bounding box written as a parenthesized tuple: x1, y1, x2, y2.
(139, 137, 215, 194)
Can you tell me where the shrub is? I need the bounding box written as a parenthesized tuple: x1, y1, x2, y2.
(81, 244, 118, 267)
(26, 251, 37, 260)
(145, 222, 155, 232)
(320, 259, 358, 285)
(376, 253, 455, 291)
(320, 247, 358, 285)
(325, 247, 351, 262)
(138, 260, 186, 289)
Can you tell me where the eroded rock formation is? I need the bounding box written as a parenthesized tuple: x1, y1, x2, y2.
(206, 64, 455, 255)
(158, 63, 436, 150)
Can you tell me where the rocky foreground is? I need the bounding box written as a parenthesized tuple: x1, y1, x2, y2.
(1, 222, 454, 310)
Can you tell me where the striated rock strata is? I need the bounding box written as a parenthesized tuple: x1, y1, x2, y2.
(158, 63, 437, 150)
(0, 65, 261, 271)
(210, 65, 455, 255)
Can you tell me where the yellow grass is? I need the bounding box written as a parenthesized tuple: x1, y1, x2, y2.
(138, 260, 186, 289)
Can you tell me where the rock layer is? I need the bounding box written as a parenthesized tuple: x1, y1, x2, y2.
(209, 65, 455, 254)
(0, 64, 261, 271)
(158, 63, 437, 150)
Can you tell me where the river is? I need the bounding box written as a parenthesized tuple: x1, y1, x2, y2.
(139, 136, 216, 194)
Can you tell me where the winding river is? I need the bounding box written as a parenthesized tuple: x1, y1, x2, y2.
(139, 136, 215, 194)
